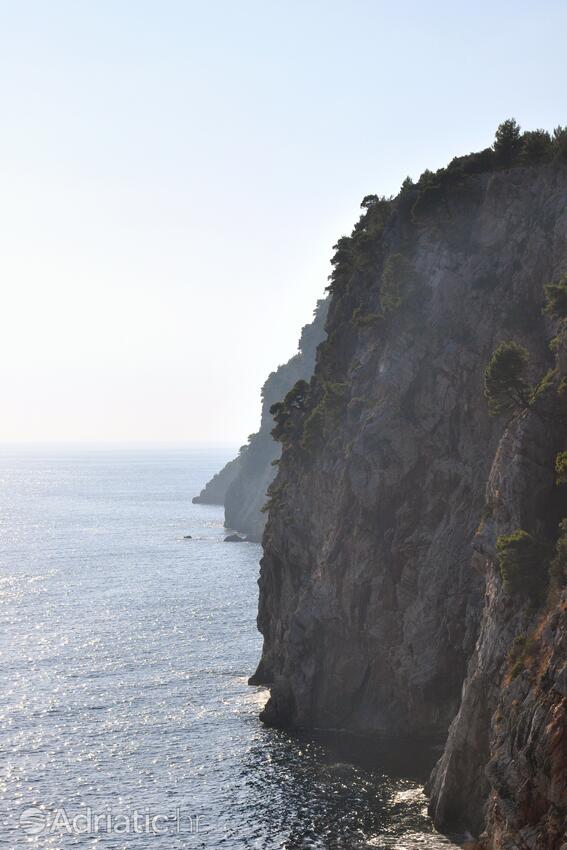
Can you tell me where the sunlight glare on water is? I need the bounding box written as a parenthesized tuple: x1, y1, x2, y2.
(0, 445, 459, 849)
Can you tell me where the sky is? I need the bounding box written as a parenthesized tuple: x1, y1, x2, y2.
(1, 0, 566, 443)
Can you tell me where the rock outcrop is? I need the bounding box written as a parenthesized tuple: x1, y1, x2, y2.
(224, 533, 246, 543)
(195, 298, 328, 540)
(251, 154, 567, 847)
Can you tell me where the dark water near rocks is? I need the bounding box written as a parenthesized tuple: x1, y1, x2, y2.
(0, 445, 459, 849)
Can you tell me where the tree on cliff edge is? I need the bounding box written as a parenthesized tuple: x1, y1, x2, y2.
(484, 341, 532, 416)
(493, 118, 522, 165)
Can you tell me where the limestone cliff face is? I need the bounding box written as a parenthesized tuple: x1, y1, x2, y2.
(252, 162, 567, 844)
(195, 299, 328, 540)
(429, 357, 567, 846)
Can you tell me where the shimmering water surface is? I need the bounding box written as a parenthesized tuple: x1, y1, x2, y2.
(0, 446, 459, 849)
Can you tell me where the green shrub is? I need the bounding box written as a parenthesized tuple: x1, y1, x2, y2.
(301, 381, 348, 451)
(360, 194, 380, 209)
(411, 178, 445, 218)
(544, 275, 567, 320)
(552, 126, 567, 160)
(521, 129, 552, 163)
(452, 147, 495, 176)
(270, 380, 310, 444)
(550, 519, 567, 587)
(555, 452, 567, 485)
(497, 530, 547, 598)
(410, 161, 473, 218)
(508, 633, 538, 678)
(327, 235, 355, 293)
(351, 306, 381, 328)
(484, 341, 532, 416)
(380, 254, 418, 315)
(533, 367, 558, 401)
(261, 482, 285, 513)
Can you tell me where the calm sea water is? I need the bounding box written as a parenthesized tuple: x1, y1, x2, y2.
(0, 445, 459, 849)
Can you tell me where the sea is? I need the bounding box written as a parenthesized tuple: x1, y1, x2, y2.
(0, 444, 460, 849)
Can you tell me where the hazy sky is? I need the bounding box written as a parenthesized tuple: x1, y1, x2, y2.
(1, 1, 566, 442)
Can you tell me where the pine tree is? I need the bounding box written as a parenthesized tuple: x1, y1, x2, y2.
(493, 118, 522, 165)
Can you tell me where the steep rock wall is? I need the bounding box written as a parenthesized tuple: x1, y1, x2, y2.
(252, 162, 567, 840)
(429, 345, 567, 846)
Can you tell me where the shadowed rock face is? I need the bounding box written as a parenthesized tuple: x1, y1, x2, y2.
(192, 455, 242, 505)
(252, 163, 567, 846)
(195, 298, 328, 540)
(428, 378, 567, 847)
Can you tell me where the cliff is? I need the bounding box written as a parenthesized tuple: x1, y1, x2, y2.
(195, 298, 328, 540)
(251, 132, 567, 847)
(192, 454, 242, 505)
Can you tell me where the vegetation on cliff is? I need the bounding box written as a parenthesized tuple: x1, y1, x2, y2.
(544, 273, 567, 320)
(487, 271, 567, 608)
(325, 120, 567, 304)
(496, 530, 548, 599)
(194, 298, 328, 539)
(483, 341, 533, 417)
